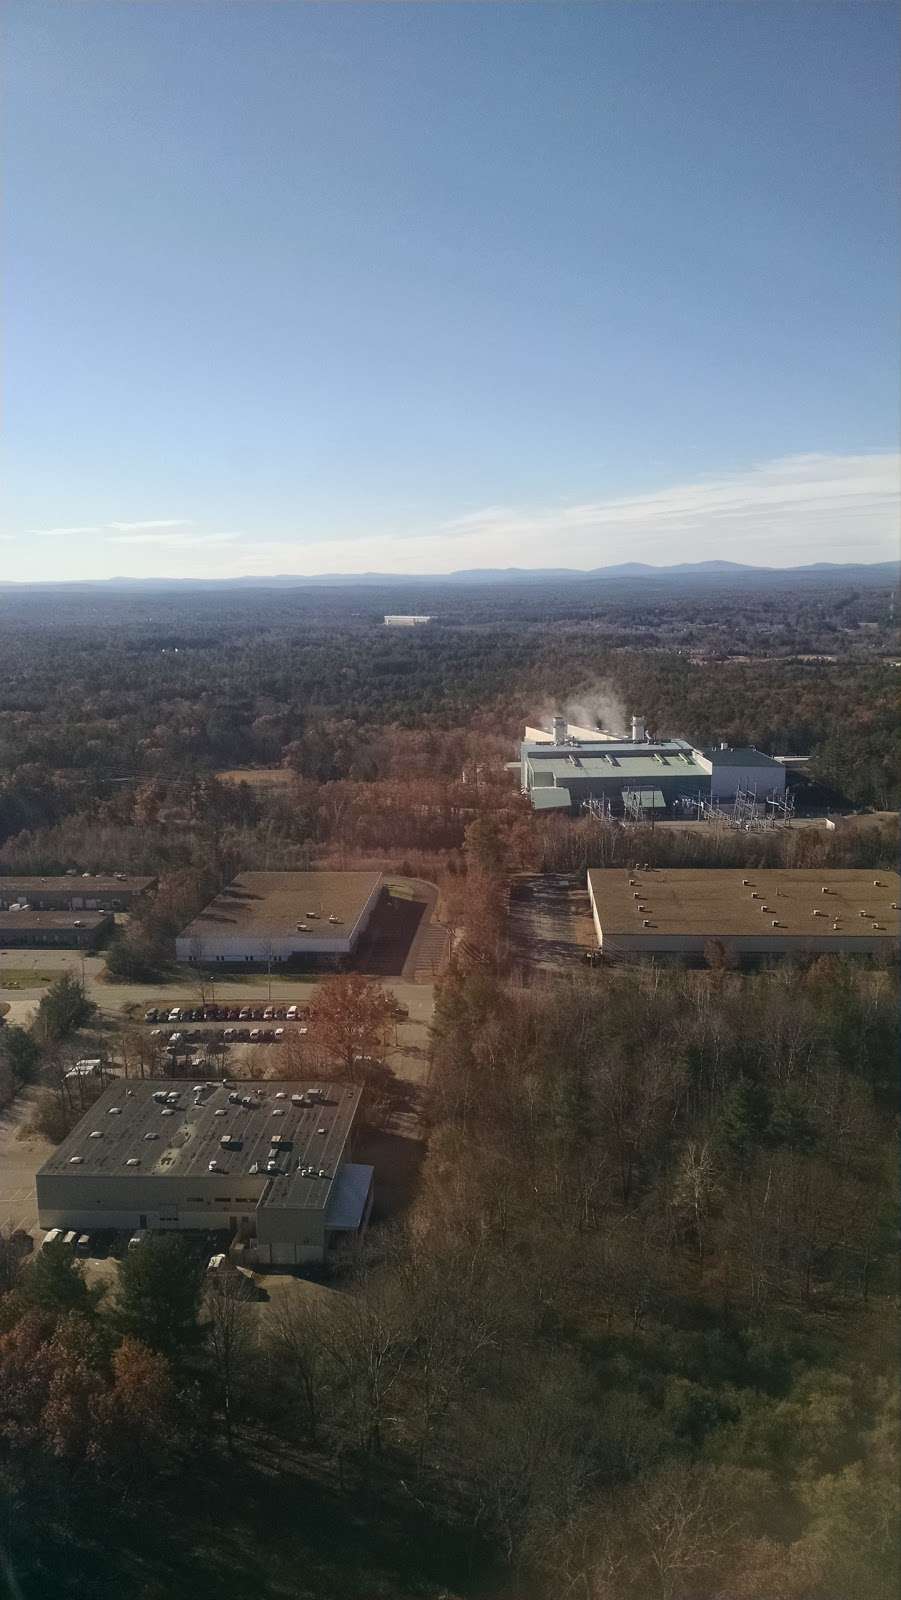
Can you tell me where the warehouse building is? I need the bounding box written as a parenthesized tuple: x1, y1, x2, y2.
(520, 719, 788, 816)
(586, 868, 900, 960)
(694, 746, 786, 804)
(175, 871, 383, 965)
(0, 875, 155, 912)
(36, 1078, 373, 1267)
(0, 910, 113, 949)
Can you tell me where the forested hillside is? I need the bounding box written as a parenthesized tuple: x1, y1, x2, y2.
(0, 576, 897, 876)
(0, 956, 896, 1599)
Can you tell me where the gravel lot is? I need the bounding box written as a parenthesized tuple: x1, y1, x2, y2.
(508, 872, 598, 975)
(0, 1088, 53, 1239)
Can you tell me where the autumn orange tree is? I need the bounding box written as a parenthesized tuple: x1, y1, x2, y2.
(308, 972, 396, 1075)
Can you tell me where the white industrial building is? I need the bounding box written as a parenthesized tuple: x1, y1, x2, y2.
(587, 867, 900, 960)
(36, 1079, 373, 1267)
(520, 718, 788, 816)
(175, 871, 383, 965)
(693, 745, 786, 804)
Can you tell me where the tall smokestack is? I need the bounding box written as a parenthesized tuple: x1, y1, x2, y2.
(552, 715, 566, 745)
(631, 715, 645, 743)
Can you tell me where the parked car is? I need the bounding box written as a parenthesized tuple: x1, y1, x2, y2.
(263, 1006, 274, 1021)
(128, 1230, 148, 1251)
(249, 1028, 261, 1042)
(251, 1007, 264, 1021)
(273, 1006, 286, 1020)
(167, 1008, 181, 1023)
(286, 1005, 298, 1021)
(238, 1007, 251, 1021)
(144, 1008, 158, 1024)
(41, 1229, 63, 1250)
(75, 1234, 91, 1256)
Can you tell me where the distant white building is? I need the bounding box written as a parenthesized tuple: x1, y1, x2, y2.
(384, 614, 432, 627)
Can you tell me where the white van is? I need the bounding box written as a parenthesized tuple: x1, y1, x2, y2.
(41, 1228, 63, 1250)
(128, 1230, 149, 1251)
(62, 1230, 79, 1249)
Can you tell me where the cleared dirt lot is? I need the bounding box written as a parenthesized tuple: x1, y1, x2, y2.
(508, 872, 597, 976)
(0, 1087, 53, 1238)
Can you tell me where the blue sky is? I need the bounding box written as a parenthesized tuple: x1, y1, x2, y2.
(3, 1, 898, 579)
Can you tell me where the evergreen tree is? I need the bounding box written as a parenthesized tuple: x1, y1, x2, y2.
(114, 1236, 205, 1366)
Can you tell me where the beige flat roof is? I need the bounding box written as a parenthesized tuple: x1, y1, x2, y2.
(587, 868, 901, 939)
(179, 871, 382, 941)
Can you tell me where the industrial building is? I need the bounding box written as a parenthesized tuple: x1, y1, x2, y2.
(0, 910, 113, 949)
(175, 871, 383, 965)
(35, 1078, 373, 1267)
(586, 868, 900, 960)
(520, 718, 787, 817)
(0, 875, 155, 912)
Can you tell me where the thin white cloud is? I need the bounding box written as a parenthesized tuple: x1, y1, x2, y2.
(107, 519, 193, 532)
(105, 531, 241, 548)
(105, 532, 236, 548)
(439, 452, 900, 551)
(215, 450, 898, 576)
(29, 525, 101, 537)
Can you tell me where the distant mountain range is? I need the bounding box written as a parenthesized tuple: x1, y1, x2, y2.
(0, 560, 897, 592)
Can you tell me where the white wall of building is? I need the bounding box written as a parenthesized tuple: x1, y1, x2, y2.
(708, 763, 786, 804)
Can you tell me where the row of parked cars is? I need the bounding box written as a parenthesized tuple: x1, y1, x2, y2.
(43, 1227, 92, 1255)
(152, 1026, 295, 1048)
(144, 1003, 310, 1025)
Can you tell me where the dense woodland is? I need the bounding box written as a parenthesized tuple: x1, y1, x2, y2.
(0, 955, 897, 1599)
(0, 574, 897, 898)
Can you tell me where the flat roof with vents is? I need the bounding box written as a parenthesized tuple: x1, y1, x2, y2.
(175, 871, 383, 961)
(38, 1078, 362, 1213)
(587, 868, 901, 956)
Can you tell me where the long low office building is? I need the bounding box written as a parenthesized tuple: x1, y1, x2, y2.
(0, 910, 113, 948)
(36, 1078, 374, 1266)
(587, 867, 900, 959)
(175, 871, 383, 964)
(0, 875, 155, 912)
